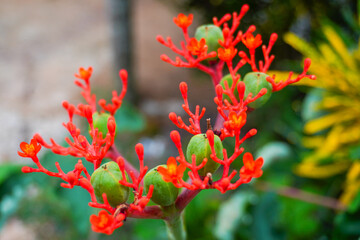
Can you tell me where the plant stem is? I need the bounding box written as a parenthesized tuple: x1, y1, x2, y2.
(175, 188, 201, 212)
(162, 204, 187, 240)
(165, 213, 186, 240)
(255, 180, 346, 210)
(209, 61, 224, 87)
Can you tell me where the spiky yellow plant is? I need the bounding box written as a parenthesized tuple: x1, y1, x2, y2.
(276, 15, 360, 206)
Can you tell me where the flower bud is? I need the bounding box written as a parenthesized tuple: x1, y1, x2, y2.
(219, 74, 240, 103)
(92, 112, 117, 137)
(186, 133, 223, 176)
(195, 24, 224, 59)
(90, 161, 130, 207)
(243, 72, 273, 109)
(144, 166, 179, 206)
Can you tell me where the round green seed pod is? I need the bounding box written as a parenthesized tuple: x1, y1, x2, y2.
(186, 133, 223, 176)
(92, 112, 117, 137)
(90, 161, 130, 207)
(144, 165, 179, 206)
(243, 72, 273, 109)
(195, 24, 224, 57)
(219, 73, 240, 103)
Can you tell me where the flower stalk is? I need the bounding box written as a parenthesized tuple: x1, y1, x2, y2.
(163, 205, 187, 240)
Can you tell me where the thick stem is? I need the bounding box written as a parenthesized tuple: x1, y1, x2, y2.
(128, 205, 164, 219)
(214, 113, 225, 131)
(175, 188, 201, 212)
(163, 205, 187, 240)
(209, 61, 224, 87)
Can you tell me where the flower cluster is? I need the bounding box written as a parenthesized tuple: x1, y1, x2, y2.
(157, 6, 315, 194)
(18, 68, 156, 235)
(18, 4, 315, 236)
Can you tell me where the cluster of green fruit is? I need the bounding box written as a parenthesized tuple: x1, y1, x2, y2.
(195, 24, 272, 109)
(219, 72, 272, 109)
(89, 23, 272, 209)
(90, 134, 223, 208)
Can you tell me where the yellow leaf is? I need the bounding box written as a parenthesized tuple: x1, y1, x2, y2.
(295, 161, 350, 178)
(283, 33, 319, 59)
(322, 25, 357, 70)
(302, 136, 325, 148)
(304, 109, 357, 134)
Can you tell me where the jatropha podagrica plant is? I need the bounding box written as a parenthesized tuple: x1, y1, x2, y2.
(18, 4, 316, 239)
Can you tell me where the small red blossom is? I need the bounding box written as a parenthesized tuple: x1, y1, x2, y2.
(187, 38, 208, 56)
(18, 139, 41, 158)
(242, 33, 262, 50)
(157, 157, 186, 183)
(240, 152, 263, 179)
(174, 13, 193, 29)
(228, 111, 247, 131)
(218, 46, 237, 61)
(75, 67, 93, 82)
(90, 210, 115, 235)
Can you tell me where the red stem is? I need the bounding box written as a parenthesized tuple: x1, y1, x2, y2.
(175, 188, 202, 212)
(107, 146, 140, 178)
(128, 205, 165, 219)
(209, 62, 225, 87)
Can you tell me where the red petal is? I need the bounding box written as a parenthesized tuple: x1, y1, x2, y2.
(253, 169, 263, 178)
(254, 157, 264, 168)
(157, 166, 171, 182)
(167, 157, 177, 167)
(18, 151, 28, 158)
(176, 163, 186, 177)
(242, 152, 254, 168)
(19, 142, 29, 152)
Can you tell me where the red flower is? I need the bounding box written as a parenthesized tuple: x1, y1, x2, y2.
(90, 210, 115, 235)
(218, 46, 237, 61)
(227, 111, 247, 131)
(157, 157, 186, 183)
(18, 139, 41, 158)
(240, 152, 263, 179)
(242, 33, 262, 50)
(75, 67, 93, 81)
(187, 38, 208, 56)
(174, 13, 193, 29)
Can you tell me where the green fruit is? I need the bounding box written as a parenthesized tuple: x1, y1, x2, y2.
(144, 166, 179, 206)
(243, 72, 273, 109)
(90, 161, 130, 207)
(92, 112, 117, 136)
(219, 73, 240, 103)
(186, 133, 223, 176)
(195, 24, 224, 57)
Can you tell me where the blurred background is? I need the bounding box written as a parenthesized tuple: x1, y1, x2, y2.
(1, 0, 359, 239)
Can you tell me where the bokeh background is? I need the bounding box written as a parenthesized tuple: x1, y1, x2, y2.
(1, 0, 359, 239)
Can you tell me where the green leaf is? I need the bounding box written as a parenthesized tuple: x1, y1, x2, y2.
(301, 88, 326, 122)
(252, 192, 283, 240)
(349, 144, 360, 161)
(114, 102, 146, 133)
(59, 187, 92, 236)
(0, 164, 23, 185)
(0, 185, 25, 228)
(133, 219, 167, 240)
(279, 198, 320, 237)
(348, 190, 360, 213)
(256, 142, 293, 169)
(214, 191, 256, 240)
